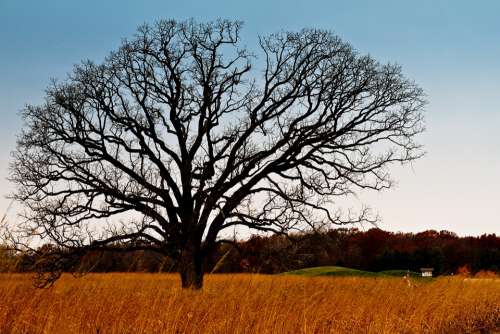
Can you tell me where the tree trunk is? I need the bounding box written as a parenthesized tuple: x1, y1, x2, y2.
(179, 244, 204, 289)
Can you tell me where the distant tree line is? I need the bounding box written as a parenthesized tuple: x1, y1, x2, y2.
(214, 228, 500, 275)
(1, 228, 498, 276)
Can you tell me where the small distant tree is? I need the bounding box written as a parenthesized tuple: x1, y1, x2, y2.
(457, 264, 471, 277)
(0, 246, 17, 273)
(8, 19, 425, 289)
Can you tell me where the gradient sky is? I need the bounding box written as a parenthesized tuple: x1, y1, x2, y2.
(1, 0, 499, 236)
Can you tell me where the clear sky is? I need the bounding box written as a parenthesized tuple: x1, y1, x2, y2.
(1, 0, 499, 236)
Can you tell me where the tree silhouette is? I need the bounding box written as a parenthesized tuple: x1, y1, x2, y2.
(9, 19, 425, 289)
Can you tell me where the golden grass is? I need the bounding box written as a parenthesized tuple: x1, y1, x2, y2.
(0, 273, 498, 333)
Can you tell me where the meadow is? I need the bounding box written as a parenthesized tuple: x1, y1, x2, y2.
(0, 273, 498, 333)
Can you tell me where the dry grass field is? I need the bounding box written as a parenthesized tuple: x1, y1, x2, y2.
(0, 273, 498, 334)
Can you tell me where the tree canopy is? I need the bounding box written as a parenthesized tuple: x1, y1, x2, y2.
(9, 19, 425, 288)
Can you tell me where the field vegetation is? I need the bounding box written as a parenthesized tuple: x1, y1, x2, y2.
(0, 273, 498, 333)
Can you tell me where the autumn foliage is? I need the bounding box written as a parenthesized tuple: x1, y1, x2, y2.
(4, 228, 497, 277)
(217, 228, 500, 275)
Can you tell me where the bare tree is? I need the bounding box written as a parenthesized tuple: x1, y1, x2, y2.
(9, 19, 425, 289)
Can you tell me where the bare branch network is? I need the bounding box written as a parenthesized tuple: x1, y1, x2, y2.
(8, 19, 425, 288)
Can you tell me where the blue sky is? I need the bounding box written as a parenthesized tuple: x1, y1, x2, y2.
(1, 0, 499, 235)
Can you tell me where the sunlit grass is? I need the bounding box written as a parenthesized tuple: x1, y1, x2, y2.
(0, 273, 498, 333)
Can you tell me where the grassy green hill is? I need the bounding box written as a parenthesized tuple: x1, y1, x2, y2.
(284, 266, 379, 277)
(284, 266, 422, 278)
